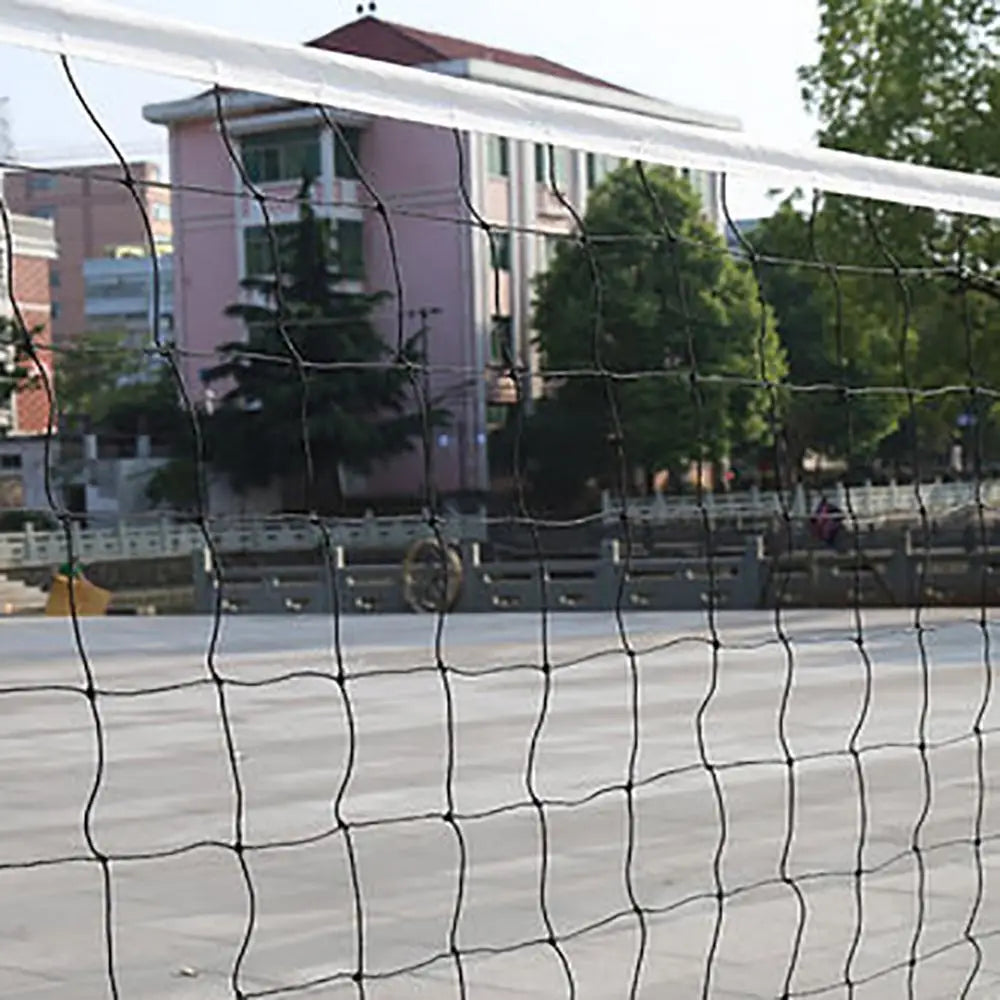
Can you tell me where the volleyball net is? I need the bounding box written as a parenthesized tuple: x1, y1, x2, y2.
(1, 1, 1000, 998)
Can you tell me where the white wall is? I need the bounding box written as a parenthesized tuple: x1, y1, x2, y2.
(0, 435, 51, 511)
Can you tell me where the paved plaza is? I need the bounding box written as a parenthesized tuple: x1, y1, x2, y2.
(2, 609, 1000, 998)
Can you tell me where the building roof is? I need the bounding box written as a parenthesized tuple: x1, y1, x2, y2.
(144, 16, 740, 132)
(307, 16, 632, 94)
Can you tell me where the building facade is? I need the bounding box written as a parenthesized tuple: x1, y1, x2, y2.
(83, 248, 174, 349)
(3, 161, 171, 344)
(143, 16, 740, 500)
(0, 213, 57, 439)
(0, 211, 57, 512)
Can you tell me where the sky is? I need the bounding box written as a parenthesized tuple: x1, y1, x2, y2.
(0, 0, 821, 218)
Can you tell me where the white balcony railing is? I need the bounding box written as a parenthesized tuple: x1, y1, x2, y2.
(600, 478, 1000, 526)
(0, 508, 488, 571)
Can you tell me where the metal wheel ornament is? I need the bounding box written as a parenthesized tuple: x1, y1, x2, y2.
(401, 537, 463, 614)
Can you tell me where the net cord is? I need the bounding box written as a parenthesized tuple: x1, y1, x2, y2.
(803, 197, 875, 999)
(450, 132, 578, 996)
(957, 233, 993, 999)
(722, 177, 809, 997)
(546, 150, 649, 997)
(1, 13, 999, 998)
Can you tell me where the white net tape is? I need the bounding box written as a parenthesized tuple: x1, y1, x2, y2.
(4, 0, 1000, 218)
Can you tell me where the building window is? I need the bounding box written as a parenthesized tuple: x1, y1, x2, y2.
(486, 404, 509, 428)
(490, 314, 514, 365)
(0, 454, 21, 469)
(244, 219, 362, 281)
(336, 219, 364, 280)
(586, 153, 620, 189)
(30, 205, 55, 220)
(152, 203, 170, 222)
(536, 145, 571, 189)
(491, 231, 511, 271)
(487, 136, 510, 178)
(27, 174, 54, 193)
(243, 222, 298, 277)
(51, 302, 60, 320)
(241, 128, 321, 184)
(333, 127, 362, 180)
(50, 268, 60, 289)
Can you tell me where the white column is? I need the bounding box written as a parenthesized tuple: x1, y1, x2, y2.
(517, 139, 540, 408)
(319, 116, 336, 224)
(466, 131, 490, 492)
(572, 150, 587, 213)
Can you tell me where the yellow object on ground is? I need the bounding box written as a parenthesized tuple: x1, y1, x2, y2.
(45, 573, 112, 617)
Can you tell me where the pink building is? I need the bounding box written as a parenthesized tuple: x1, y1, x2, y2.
(143, 16, 739, 501)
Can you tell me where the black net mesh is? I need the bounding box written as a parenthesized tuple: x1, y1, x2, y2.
(0, 40, 998, 1000)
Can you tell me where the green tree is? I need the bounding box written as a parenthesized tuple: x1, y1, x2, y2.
(511, 165, 785, 507)
(0, 316, 45, 423)
(799, 0, 1000, 467)
(202, 177, 444, 510)
(54, 328, 170, 432)
(801, 0, 1000, 171)
(52, 329, 193, 508)
(0, 318, 25, 418)
(751, 202, 908, 475)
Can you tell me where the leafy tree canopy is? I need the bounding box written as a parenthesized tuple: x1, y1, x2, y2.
(796, 0, 1000, 465)
(751, 202, 909, 472)
(507, 165, 786, 506)
(55, 327, 179, 437)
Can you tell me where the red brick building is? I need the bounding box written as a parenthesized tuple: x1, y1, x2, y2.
(3, 161, 171, 344)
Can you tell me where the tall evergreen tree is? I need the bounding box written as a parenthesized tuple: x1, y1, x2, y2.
(203, 177, 446, 510)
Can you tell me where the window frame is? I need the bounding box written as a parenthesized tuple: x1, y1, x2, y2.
(333, 127, 362, 181)
(536, 145, 571, 189)
(487, 136, 510, 178)
(336, 218, 365, 280)
(242, 221, 299, 279)
(489, 314, 514, 365)
(586, 153, 619, 189)
(491, 231, 512, 272)
(241, 128, 322, 185)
